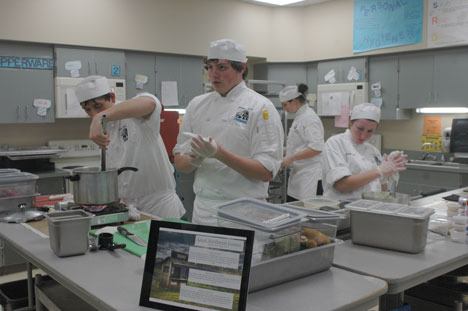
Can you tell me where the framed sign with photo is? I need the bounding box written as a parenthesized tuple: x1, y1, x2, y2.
(140, 221, 254, 311)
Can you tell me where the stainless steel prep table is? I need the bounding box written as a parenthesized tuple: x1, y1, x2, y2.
(0, 221, 388, 311)
(333, 188, 468, 310)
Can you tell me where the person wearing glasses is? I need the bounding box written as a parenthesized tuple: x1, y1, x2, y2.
(321, 103, 407, 201)
(74, 76, 185, 218)
(173, 38, 284, 225)
(279, 84, 324, 202)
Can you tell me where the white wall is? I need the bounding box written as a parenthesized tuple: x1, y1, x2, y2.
(0, 0, 429, 62)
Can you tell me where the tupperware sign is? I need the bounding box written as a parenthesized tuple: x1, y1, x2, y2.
(0, 56, 53, 70)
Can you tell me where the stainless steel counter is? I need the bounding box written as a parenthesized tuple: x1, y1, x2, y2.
(0, 221, 387, 311)
(406, 160, 468, 173)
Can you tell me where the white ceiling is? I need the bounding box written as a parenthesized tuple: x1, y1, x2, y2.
(239, 0, 334, 7)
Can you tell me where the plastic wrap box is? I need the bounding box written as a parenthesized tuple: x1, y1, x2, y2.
(46, 210, 93, 257)
(215, 198, 339, 292)
(347, 199, 434, 253)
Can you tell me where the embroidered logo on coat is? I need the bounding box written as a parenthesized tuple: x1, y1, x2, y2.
(119, 126, 128, 142)
(235, 109, 249, 123)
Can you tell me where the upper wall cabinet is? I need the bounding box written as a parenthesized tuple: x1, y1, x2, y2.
(253, 63, 308, 107)
(0, 42, 54, 123)
(125, 51, 157, 99)
(398, 47, 468, 108)
(368, 55, 410, 120)
(55, 47, 126, 79)
(433, 48, 468, 107)
(317, 58, 367, 84)
(398, 52, 434, 108)
(154, 54, 204, 108)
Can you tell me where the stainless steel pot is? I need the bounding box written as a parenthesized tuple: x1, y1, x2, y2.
(68, 166, 138, 205)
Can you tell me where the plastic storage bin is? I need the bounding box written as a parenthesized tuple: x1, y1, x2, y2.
(0, 278, 30, 310)
(46, 210, 93, 257)
(347, 199, 434, 253)
(215, 198, 339, 292)
(286, 199, 350, 231)
(0, 172, 38, 199)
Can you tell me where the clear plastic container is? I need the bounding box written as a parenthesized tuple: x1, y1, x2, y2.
(46, 210, 93, 257)
(0, 172, 38, 198)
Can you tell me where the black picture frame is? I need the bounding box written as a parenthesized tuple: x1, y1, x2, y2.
(139, 220, 254, 311)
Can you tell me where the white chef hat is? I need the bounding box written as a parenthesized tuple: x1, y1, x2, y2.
(279, 85, 302, 102)
(74, 75, 111, 103)
(207, 39, 247, 63)
(350, 103, 381, 123)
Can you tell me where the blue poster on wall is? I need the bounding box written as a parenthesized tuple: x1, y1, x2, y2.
(353, 0, 423, 53)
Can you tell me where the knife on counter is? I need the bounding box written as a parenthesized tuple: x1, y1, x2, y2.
(117, 226, 147, 247)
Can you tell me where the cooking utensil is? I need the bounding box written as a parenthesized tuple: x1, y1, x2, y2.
(101, 114, 107, 172)
(117, 226, 147, 246)
(68, 166, 138, 205)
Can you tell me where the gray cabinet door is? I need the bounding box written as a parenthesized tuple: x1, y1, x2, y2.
(398, 52, 434, 108)
(178, 56, 204, 107)
(318, 58, 367, 84)
(306, 62, 318, 94)
(93, 49, 126, 78)
(433, 47, 468, 107)
(0, 42, 54, 123)
(55, 47, 125, 78)
(368, 55, 399, 120)
(125, 51, 157, 99)
(155, 54, 203, 108)
(55, 47, 94, 77)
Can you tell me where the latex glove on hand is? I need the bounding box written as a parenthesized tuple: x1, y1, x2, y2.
(188, 154, 204, 168)
(377, 154, 407, 177)
(191, 135, 218, 158)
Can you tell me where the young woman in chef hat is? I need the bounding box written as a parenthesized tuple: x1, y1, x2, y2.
(321, 103, 407, 201)
(280, 84, 324, 202)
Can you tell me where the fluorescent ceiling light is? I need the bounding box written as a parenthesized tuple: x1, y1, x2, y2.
(252, 0, 304, 5)
(416, 107, 468, 114)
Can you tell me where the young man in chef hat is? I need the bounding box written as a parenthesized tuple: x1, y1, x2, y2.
(173, 39, 284, 225)
(74, 76, 185, 218)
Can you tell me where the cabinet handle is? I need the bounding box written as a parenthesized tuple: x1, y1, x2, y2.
(88, 61, 91, 75)
(16, 105, 20, 120)
(24, 105, 28, 120)
(94, 62, 98, 74)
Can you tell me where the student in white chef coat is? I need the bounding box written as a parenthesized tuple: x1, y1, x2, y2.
(74, 75, 185, 218)
(173, 39, 284, 225)
(322, 103, 407, 201)
(279, 84, 324, 202)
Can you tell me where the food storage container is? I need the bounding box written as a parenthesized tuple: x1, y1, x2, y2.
(46, 210, 93, 257)
(286, 198, 350, 231)
(0, 172, 38, 199)
(215, 198, 339, 292)
(347, 199, 434, 253)
(362, 191, 411, 204)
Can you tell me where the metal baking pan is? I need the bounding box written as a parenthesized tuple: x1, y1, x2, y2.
(217, 198, 307, 232)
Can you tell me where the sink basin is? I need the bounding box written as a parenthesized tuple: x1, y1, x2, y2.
(408, 160, 460, 167)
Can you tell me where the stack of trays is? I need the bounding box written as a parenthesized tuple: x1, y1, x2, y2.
(346, 199, 435, 253)
(216, 198, 340, 292)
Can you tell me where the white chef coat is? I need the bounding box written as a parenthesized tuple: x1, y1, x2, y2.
(106, 93, 185, 218)
(322, 129, 382, 201)
(173, 81, 284, 225)
(286, 105, 324, 200)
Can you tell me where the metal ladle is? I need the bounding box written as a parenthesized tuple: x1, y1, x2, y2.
(100, 114, 107, 171)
